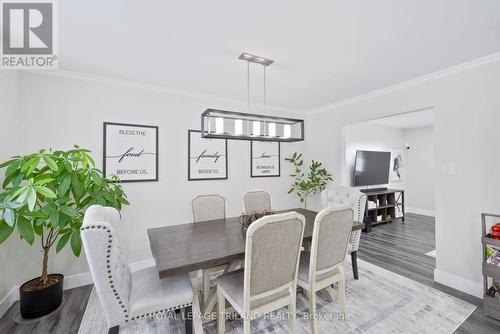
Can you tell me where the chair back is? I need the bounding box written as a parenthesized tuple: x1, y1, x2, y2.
(309, 205, 353, 281)
(192, 194, 226, 222)
(243, 212, 305, 310)
(81, 205, 132, 327)
(321, 187, 366, 223)
(243, 190, 272, 214)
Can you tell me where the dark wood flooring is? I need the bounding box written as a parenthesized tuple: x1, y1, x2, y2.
(357, 213, 500, 334)
(0, 284, 92, 334)
(1, 213, 499, 333)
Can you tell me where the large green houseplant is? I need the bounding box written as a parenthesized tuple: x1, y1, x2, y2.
(0, 146, 128, 318)
(286, 152, 333, 208)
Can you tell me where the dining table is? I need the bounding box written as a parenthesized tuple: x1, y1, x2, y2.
(147, 208, 364, 333)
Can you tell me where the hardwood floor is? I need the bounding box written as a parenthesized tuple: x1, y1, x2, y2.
(0, 284, 92, 334)
(1, 213, 499, 333)
(358, 213, 500, 334)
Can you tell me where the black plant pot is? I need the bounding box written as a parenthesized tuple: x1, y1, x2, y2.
(19, 274, 64, 318)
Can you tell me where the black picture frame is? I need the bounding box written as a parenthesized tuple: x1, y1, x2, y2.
(188, 129, 228, 181)
(250, 141, 281, 178)
(103, 122, 159, 183)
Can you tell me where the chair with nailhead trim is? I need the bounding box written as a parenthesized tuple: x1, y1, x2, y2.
(82, 205, 194, 334)
(321, 187, 367, 280)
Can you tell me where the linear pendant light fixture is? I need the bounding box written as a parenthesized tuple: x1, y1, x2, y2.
(201, 53, 304, 142)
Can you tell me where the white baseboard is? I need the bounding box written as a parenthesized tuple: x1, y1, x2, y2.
(0, 287, 19, 319)
(0, 258, 156, 319)
(406, 207, 435, 217)
(434, 268, 483, 299)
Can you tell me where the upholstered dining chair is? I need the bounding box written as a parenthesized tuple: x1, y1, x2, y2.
(243, 190, 272, 214)
(321, 187, 367, 279)
(81, 205, 194, 334)
(191, 194, 230, 305)
(192, 194, 226, 223)
(216, 211, 306, 334)
(297, 205, 353, 334)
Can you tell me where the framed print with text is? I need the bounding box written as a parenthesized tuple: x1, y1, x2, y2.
(251, 141, 280, 177)
(188, 130, 228, 180)
(103, 122, 158, 182)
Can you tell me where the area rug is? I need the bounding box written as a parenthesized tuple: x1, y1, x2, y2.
(78, 259, 475, 334)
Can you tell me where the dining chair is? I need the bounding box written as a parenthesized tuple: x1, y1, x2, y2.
(192, 194, 226, 222)
(297, 205, 353, 334)
(243, 190, 272, 214)
(321, 187, 367, 279)
(81, 205, 194, 334)
(216, 211, 306, 334)
(191, 194, 231, 306)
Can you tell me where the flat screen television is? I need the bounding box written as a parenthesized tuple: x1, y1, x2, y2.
(353, 150, 391, 186)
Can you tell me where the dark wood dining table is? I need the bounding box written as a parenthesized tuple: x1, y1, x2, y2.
(147, 208, 363, 333)
(147, 208, 364, 279)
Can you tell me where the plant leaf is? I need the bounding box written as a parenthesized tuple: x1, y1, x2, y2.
(17, 216, 34, 245)
(49, 211, 60, 228)
(42, 156, 58, 171)
(35, 185, 57, 199)
(60, 206, 78, 217)
(5, 160, 20, 178)
(0, 220, 14, 244)
(3, 208, 15, 227)
(0, 158, 16, 168)
(70, 231, 82, 257)
(56, 232, 71, 253)
(58, 175, 72, 197)
(33, 221, 43, 236)
(27, 188, 37, 211)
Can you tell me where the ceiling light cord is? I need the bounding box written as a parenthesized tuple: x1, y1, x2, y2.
(247, 60, 250, 113)
(263, 66, 267, 108)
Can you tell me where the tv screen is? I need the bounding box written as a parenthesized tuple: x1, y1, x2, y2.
(353, 150, 391, 186)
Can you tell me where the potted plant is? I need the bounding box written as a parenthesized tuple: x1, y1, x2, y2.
(285, 152, 333, 208)
(0, 146, 128, 318)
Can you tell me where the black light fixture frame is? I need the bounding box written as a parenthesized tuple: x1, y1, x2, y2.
(200, 109, 305, 142)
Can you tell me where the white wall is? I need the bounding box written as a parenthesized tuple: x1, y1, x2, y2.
(342, 122, 405, 190)
(0, 71, 305, 305)
(0, 72, 20, 304)
(307, 56, 500, 298)
(404, 126, 435, 214)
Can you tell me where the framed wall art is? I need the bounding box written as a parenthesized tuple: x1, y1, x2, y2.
(188, 129, 228, 181)
(250, 141, 280, 177)
(103, 122, 158, 182)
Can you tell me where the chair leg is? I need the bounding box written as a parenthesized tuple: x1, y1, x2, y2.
(184, 306, 193, 334)
(338, 277, 347, 317)
(351, 251, 359, 280)
(309, 291, 317, 334)
(217, 291, 225, 334)
(288, 289, 297, 334)
(108, 326, 119, 334)
(243, 319, 251, 334)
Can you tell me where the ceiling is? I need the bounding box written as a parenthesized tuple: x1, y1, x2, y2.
(58, 1, 500, 112)
(367, 109, 434, 129)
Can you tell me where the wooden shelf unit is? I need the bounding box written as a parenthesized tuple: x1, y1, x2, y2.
(481, 213, 500, 321)
(361, 188, 405, 233)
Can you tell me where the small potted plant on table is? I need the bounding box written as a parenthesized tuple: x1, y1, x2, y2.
(0, 146, 128, 318)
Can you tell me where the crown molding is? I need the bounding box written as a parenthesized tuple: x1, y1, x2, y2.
(23, 69, 305, 116)
(308, 52, 500, 115)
